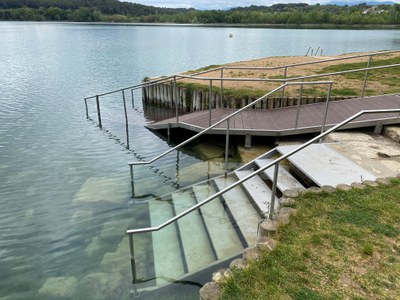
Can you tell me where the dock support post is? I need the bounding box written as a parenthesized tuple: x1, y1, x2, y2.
(122, 90, 130, 149)
(128, 234, 139, 297)
(174, 77, 179, 123)
(320, 83, 333, 143)
(294, 84, 303, 129)
(245, 134, 252, 149)
(361, 55, 372, 98)
(220, 68, 224, 108)
(209, 80, 213, 127)
(224, 118, 230, 177)
(96, 95, 102, 129)
(84, 98, 89, 119)
(130, 164, 135, 198)
(269, 163, 279, 219)
(281, 67, 288, 103)
(131, 89, 134, 108)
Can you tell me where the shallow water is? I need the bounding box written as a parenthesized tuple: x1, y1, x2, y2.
(0, 22, 399, 299)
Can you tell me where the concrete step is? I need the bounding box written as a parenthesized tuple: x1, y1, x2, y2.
(277, 143, 377, 187)
(192, 184, 243, 260)
(235, 170, 278, 217)
(255, 158, 306, 192)
(213, 175, 261, 247)
(150, 200, 185, 286)
(172, 190, 215, 272)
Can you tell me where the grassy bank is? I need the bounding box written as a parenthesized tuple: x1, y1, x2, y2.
(177, 53, 400, 100)
(221, 180, 400, 299)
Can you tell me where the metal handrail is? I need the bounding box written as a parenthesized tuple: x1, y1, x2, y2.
(127, 107, 400, 292)
(128, 81, 333, 193)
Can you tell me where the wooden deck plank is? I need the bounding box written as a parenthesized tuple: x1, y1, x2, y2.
(146, 94, 400, 136)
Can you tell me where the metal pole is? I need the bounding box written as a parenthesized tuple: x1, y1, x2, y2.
(220, 68, 224, 108)
(269, 163, 279, 219)
(281, 67, 288, 101)
(129, 234, 139, 296)
(319, 83, 333, 143)
(130, 164, 135, 198)
(84, 98, 89, 119)
(131, 89, 134, 108)
(209, 79, 213, 127)
(224, 118, 230, 177)
(122, 90, 130, 149)
(174, 76, 179, 123)
(96, 95, 102, 129)
(294, 84, 303, 129)
(361, 55, 372, 98)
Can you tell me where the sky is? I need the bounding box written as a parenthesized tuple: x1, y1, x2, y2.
(126, 0, 399, 10)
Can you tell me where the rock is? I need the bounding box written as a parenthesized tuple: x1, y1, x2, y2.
(259, 219, 277, 237)
(212, 269, 233, 284)
(279, 207, 297, 216)
(308, 187, 321, 193)
(283, 189, 298, 198)
(383, 126, 400, 143)
(192, 143, 225, 160)
(280, 197, 296, 207)
(100, 237, 131, 276)
(39, 276, 78, 298)
(336, 184, 351, 191)
(257, 236, 277, 251)
(199, 282, 222, 300)
(85, 236, 104, 257)
(229, 258, 248, 270)
(243, 246, 261, 261)
(79, 272, 123, 300)
(321, 185, 336, 193)
(363, 180, 378, 187)
(351, 182, 365, 189)
(375, 177, 390, 185)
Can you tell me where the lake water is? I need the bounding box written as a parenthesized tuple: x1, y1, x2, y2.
(0, 22, 399, 299)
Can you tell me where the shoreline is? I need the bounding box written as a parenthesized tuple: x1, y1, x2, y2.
(1, 20, 400, 30)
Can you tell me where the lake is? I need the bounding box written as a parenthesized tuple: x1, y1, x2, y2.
(0, 22, 399, 299)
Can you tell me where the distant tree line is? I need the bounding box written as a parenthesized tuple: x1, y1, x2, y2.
(0, 0, 399, 25)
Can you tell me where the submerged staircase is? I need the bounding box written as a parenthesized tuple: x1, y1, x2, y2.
(135, 143, 377, 293)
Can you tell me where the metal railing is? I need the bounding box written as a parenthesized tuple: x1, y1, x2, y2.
(128, 81, 334, 196)
(127, 107, 400, 293)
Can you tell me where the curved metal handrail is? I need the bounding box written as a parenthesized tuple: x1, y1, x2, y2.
(127, 107, 400, 292)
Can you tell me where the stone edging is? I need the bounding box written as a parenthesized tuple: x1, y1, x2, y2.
(199, 175, 395, 300)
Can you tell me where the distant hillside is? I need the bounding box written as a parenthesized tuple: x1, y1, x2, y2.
(0, 0, 193, 16)
(326, 1, 397, 6)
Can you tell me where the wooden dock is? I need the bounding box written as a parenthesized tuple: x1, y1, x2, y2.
(146, 94, 400, 137)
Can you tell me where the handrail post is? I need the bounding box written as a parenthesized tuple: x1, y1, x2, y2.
(269, 162, 279, 219)
(224, 118, 230, 177)
(122, 90, 130, 149)
(131, 89, 134, 108)
(174, 76, 179, 123)
(209, 79, 213, 127)
(130, 164, 135, 198)
(84, 98, 89, 119)
(96, 95, 102, 129)
(294, 84, 303, 129)
(319, 83, 333, 143)
(362, 55, 372, 98)
(129, 234, 139, 297)
(220, 68, 224, 108)
(281, 66, 288, 101)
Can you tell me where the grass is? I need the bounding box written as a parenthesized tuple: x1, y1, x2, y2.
(220, 179, 400, 300)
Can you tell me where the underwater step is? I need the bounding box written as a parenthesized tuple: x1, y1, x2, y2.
(213, 176, 260, 247)
(255, 158, 306, 193)
(277, 144, 377, 187)
(192, 184, 243, 260)
(150, 200, 185, 287)
(235, 170, 278, 217)
(172, 190, 215, 272)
